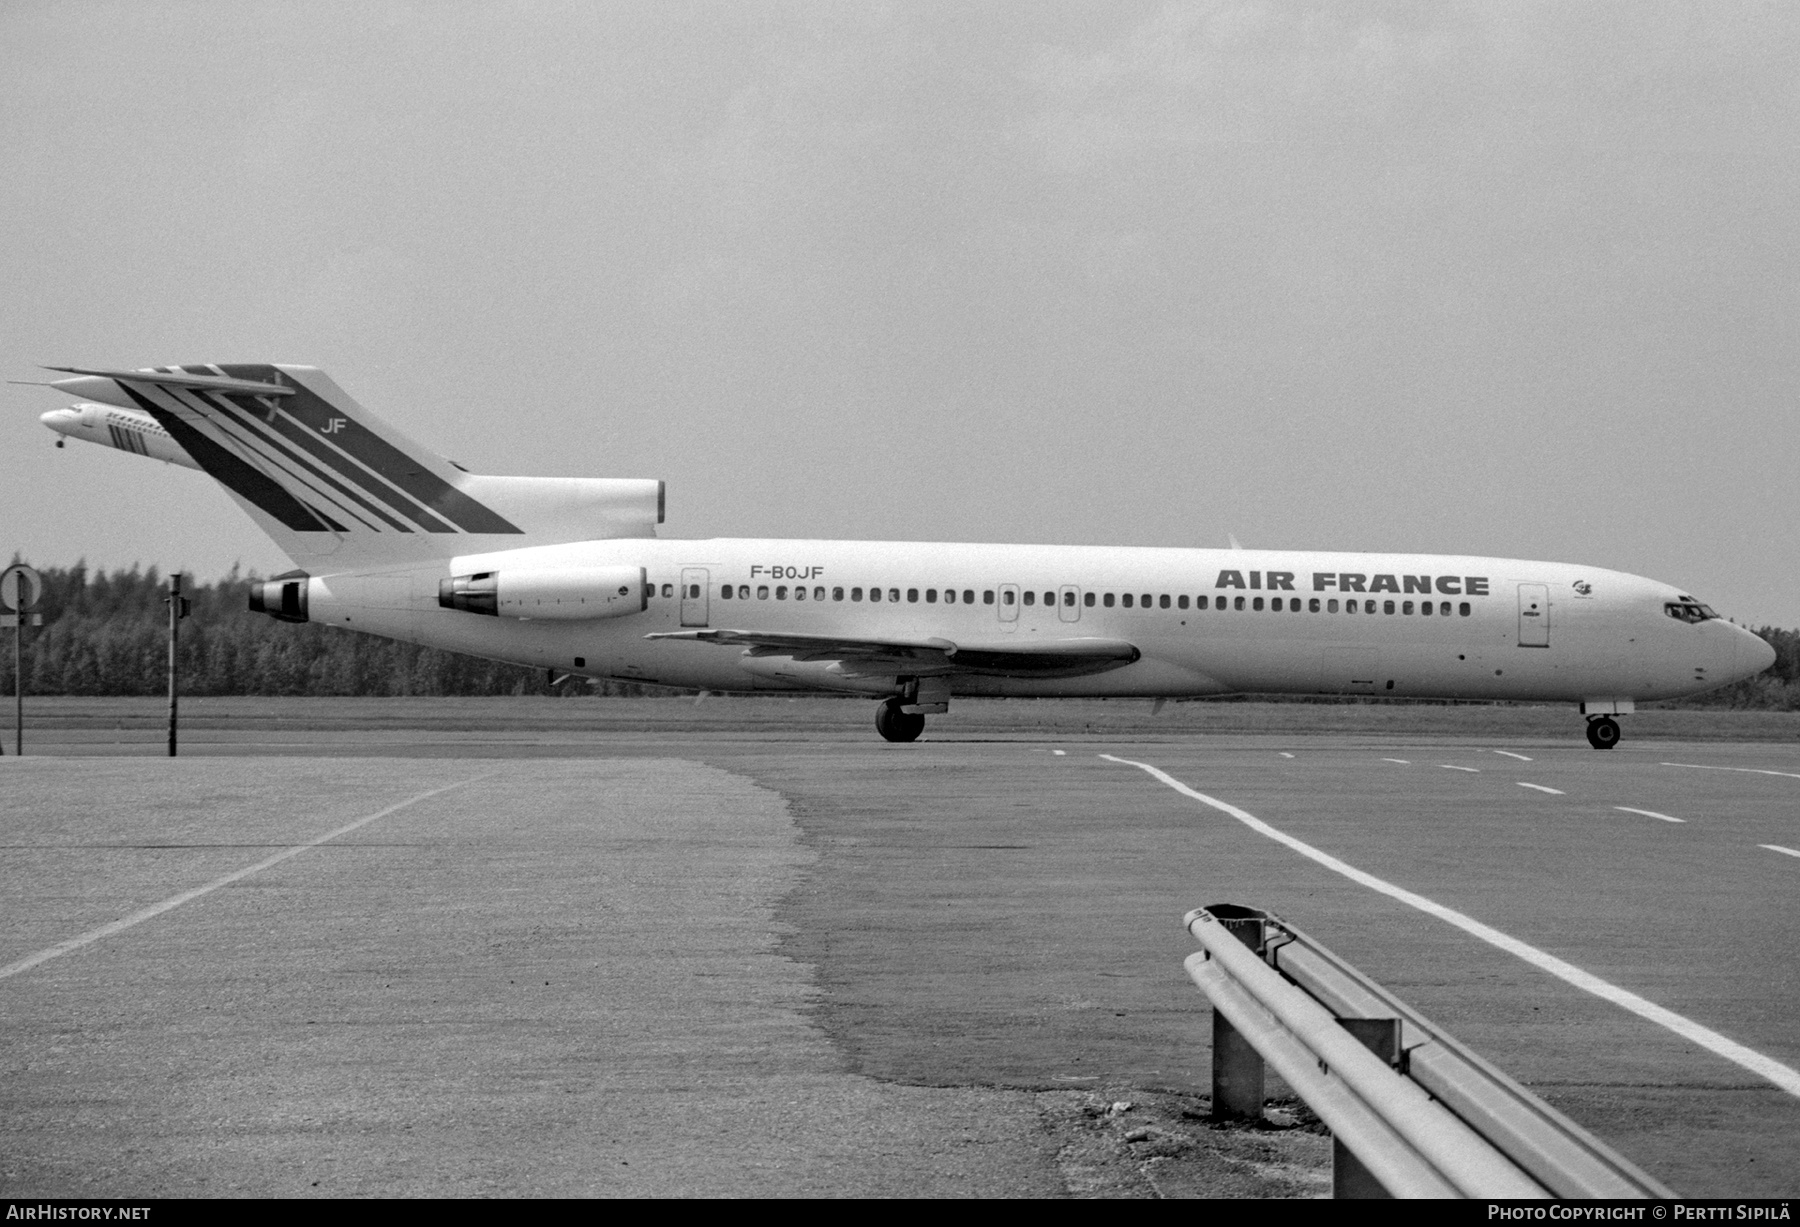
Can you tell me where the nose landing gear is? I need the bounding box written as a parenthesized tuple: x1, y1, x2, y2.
(1585, 716, 1621, 750)
(876, 697, 925, 743)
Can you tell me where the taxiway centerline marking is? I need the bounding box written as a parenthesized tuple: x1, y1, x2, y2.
(1615, 807, 1684, 824)
(1100, 753, 1800, 1100)
(1761, 844, 1800, 860)
(1492, 751, 1533, 762)
(0, 775, 493, 983)
(1381, 758, 1411, 765)
(1441, 765, 1480, 773)
(1279, 753, 1295, 759)
(1663, 763, 1800, 781)
(1517, 782, 1564, 795)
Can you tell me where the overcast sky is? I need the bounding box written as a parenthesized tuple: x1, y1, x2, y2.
(2, 1, 1795, 624)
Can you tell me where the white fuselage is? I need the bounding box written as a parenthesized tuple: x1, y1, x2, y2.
(300, 537, 1769, 706)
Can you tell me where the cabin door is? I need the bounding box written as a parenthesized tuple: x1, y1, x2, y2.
(680, 568, 710, 627)
(1517, 583, 1549, 647)
(1059, 585, 1081, 623)
(997, 584, 1019, 631)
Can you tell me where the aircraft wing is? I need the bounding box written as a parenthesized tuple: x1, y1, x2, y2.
(646, 629, 1140, 678)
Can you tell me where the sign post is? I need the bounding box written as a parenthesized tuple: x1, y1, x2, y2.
(1, 564, 45, 756)
(165, 573, 190, 757)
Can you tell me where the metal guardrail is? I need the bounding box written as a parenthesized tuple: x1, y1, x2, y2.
(1184, 903, 1676, 1199)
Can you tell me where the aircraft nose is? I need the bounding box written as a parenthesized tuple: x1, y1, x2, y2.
(40, 408, 74, 429)
(1738, 626, 1777, 680)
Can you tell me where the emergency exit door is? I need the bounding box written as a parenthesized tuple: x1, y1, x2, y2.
(1518, 583, 1549, 647)
(680, 568, 710, 627)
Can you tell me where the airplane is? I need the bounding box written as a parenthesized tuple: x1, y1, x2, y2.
(35, 363, 1775, 747)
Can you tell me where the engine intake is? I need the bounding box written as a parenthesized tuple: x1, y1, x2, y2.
(439, 565, 648, 620)
(248, 573, 310, 623)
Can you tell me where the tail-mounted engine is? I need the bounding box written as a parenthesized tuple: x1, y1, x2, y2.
(248, 572, 310, 623)
(439, 565, 648, 620)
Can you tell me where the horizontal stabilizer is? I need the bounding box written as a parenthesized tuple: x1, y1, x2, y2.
(47, 366, 295, 397)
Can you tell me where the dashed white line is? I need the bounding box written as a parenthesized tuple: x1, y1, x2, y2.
(1615, 807, 1684, 824)
(0, 775, 491, 983)
(1381, 758, 1411, 765)
(1052, 750, 1066, 756)
(1662, 762, 1800, 781)
(1761, 844, 1800, 860)
(1441, 765, 1480, 773)
(1517, 782, 1564, 795)
(1491, 750, 1533, 762)
(1279, 752, 1295, 759)
(1100, 753, 1800, 1100)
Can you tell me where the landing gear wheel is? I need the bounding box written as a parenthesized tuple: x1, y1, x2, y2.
(1586, 716, 1621, 750)
(875, 698, 925, 743)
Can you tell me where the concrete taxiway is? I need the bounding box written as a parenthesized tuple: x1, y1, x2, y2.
(1, 697, 1796, 1197)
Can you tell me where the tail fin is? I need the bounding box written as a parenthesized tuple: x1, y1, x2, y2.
(44, 365, 661, 569)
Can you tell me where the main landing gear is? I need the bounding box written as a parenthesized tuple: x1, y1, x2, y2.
(1585, 716, 1621, 750)
(876, 697, 926, 743)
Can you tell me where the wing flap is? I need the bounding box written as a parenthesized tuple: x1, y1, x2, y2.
(646, 629, 1139, 679)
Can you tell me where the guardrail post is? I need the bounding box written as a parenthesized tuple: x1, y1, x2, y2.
(1333, 1017, 1402, 1197)
(1207, 905, 1269, 1121)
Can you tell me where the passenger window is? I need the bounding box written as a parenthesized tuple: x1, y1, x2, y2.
(1365, 600, 1377, 614)
(1064, 591, 1075, 606)
(794, 586, 805, 601)
(1159, 594, 1170, 609)
(1084, 592, 1096, 607)
(964, 590, 975, 604)
(1234, 596, 1245, 611)
(778, 586, 789, 600)
(1459, 602, 1471, 616)
(1310, 598, 1320, 612)
(869, 588, 881, 602)
(908, 589, 919, 603)
(720, 586, 732, 600)
(944, 589, 955, 604)
(1328, 599, 1338, 613)
(1178, 595, 1189, 609)
(1044, 592, 1055, 606)
(1140, 593, 1151, 607)
(758, 586, 770, 600)
(1440, 602, 1450, 616)
(661, 583, 673, 598)
(1001, 590, 1013, 605)
(1196, 596, 1209, 610)
(1104, 593, 1115, 607)
(851, 587, 863, 601)
(1122, 594, 1133, 608)
(832, 587, 844, 601)
(1271, 598, 1282, 612)
(1024, 591, 1036, 606)
(814, 586, 825, 601)
(1253, 597, 1264, 611)
(926, 589, 937, 603)
(888, 589, 899, 602)
(984, 590, 995, 605)
(1402, 601, 1413, 615)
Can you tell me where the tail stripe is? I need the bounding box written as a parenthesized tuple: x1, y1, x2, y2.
(120, 385, 336, 532)
(194, 390, 419, 534)
(216, 364, 521, 534)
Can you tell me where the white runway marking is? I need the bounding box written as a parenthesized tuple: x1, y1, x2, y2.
(1615, 807, 1684, 824)
(1761, 844, 1800, 860)
(1517, 782, 1564, 795)
(1052, 750, 1066, 756)
(1441, 765, 1480, 773)
(0, 776, 490, 983)
(1663, 762, 1800, 781)
(1492, 751, 1533, 762)
(1279, 752, 1295, 759)
(1100, 754, 1800, 1100)
(1381, 758, 1411, 765)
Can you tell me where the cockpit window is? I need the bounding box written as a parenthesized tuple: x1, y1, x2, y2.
(1664, 597, 1718, 624)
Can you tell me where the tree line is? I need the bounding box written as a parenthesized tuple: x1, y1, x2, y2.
(1, 562, 1796, 707)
